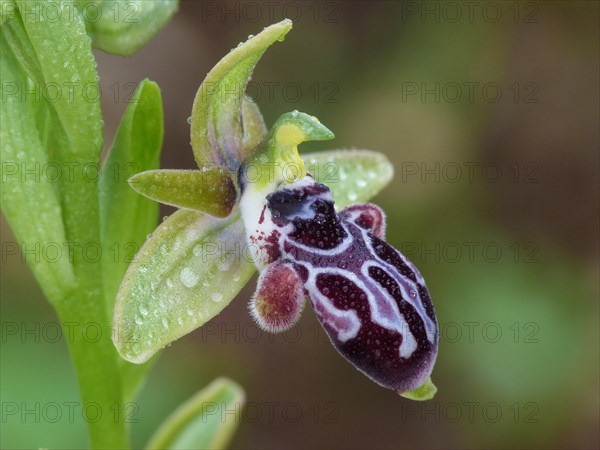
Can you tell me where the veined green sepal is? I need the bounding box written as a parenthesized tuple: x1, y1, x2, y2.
(190, 19, 292, 171)
(128, 169, 237, 218)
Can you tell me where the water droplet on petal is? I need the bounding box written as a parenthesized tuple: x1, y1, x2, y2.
(211, 292, 223, 303)
(180, 267, 199, 288)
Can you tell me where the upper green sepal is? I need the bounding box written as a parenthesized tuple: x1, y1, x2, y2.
(399, 377, 437, 401)
(129, 168, 237, 218)
(190, 19, 292, 171)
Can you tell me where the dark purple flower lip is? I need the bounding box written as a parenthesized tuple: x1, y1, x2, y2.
(246, 175, 439, 394)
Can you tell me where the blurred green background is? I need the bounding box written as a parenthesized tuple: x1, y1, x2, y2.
(2, 1, 598, 449)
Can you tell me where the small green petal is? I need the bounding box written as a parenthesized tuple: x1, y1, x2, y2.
(129, 169, 237, 218)
(240, 111, 335, 194)
(241, 97, 267, 157)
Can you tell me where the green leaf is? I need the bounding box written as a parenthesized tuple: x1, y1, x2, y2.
(128, 169, 237, 218)
(4, 7, 131, 446)
(113, 210, 255, 364)
(1, 9, 43, 82)
(17, 0, 103, 163)
(99, 79, 164, 311)
(98, 80, 164, 401)
(302, 149, 394, 209)
(399, 377, 437, 401)
(14, 1, 104, 275)
(190, 19, 292, 171)
(146, 378, 245, 450)
(76, 0, 178, 56)
(0, 33, 74, 303)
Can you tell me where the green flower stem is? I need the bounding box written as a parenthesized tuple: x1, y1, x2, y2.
(56, 288, 130, 449)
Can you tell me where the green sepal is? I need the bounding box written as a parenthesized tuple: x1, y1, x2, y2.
(113, 210, 255, 364)
(146, 378, 245, 450)
(128, 168, 237, 218)
(302, 149, 394, 209)
(190, 19, 292, 171)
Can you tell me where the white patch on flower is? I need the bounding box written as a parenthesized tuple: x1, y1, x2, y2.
(305, 272, 361, 342)
(361, 226, 436, 343)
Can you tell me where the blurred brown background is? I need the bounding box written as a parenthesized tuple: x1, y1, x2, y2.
(2, 1, 599, 449)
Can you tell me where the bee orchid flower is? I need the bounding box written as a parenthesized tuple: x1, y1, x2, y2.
(113, 19, 439, 401)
